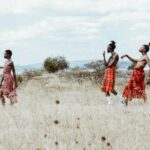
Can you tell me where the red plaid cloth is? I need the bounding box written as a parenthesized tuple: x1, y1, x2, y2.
(101, 66, 115, 93)
(123, 67, 147, 101)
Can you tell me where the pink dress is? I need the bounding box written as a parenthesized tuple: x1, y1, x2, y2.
(0, 60, 17, 103)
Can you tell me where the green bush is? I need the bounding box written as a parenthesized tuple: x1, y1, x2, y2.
(44, 56, 69, 73)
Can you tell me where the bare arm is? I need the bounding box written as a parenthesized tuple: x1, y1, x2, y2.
(107, 54, 118, 67)
(121, 55, 138, 63)
(148, 68, 150, 80)
(0, 75, 4, 87)
(147, 59, 150, 80)
(103, 51, 108, 67)
(12, 63, 18, 88)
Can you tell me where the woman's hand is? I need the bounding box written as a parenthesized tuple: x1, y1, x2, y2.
(121, 55, 128, 59)
(103, 51, 105, 57)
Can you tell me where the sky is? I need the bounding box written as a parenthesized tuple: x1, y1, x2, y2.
(0, 0, 149, 65)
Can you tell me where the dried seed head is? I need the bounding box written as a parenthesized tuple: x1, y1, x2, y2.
(77, 117, 80, 120)
(55, 100, 60, 104)
(77, 125, 80, 129)
(101, 136, 106, 142)
(44, 134, 47, 138)
(54, 120, 59, 125)
(107, 142, 111, 146)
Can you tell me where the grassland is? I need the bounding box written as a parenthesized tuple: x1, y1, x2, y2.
(0, 73, 150, 150)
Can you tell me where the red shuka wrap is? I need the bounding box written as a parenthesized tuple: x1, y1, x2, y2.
(123, 67, 147, 101)
(101, 66, 116, 93)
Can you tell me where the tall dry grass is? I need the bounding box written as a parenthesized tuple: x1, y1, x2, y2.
(0, 73, 150, 150)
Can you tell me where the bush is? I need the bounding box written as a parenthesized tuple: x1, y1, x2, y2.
(17, 75, 23, 84)
(22, 69, 43, 81)
(44, 56, 69, 73)
(61, 60, 105, 84)
(71, 67, 81, 73)
(84, 60, 105, 83)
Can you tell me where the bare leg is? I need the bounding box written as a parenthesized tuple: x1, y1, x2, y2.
(0, 91, 5, 106)
(2, 96, 5, 106)
(125, 98, 128, 106)
(111, 90, 117, 96)
(106, 92, 110, 97)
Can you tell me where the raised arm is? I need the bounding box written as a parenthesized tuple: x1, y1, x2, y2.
(12, 62, 18, 88)
(121, 55, 138, 63)
(103, 51, 108, 67)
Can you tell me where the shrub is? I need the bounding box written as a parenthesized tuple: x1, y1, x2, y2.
(84, 60, 105, 83)
(22, 69, 43, 81)
(17, 75, 23, 84)
(71, 67, 81, 73)
(44, 56, 69, 73)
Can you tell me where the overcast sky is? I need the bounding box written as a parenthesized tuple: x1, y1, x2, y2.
(0, 0, 149, 65)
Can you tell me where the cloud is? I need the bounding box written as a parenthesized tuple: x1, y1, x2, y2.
(0, 0, 150, 65)
(0, 16, 103, 45)
(0, 0, 149, 15)
(0, 0, 50, 14)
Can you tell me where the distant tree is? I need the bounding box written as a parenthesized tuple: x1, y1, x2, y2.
(44, 56, 69, 73)
(84, 60, 105, 82)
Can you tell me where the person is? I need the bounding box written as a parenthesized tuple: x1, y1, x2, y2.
(0, 50, 18, 106)
(101, 41, 125, 106)
(121, 43, 150, 106)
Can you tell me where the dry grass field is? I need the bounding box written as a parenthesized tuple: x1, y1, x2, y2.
(0, 73, 150, 150)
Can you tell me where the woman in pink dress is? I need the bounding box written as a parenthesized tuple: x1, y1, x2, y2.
(0, 50, 18, 106)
